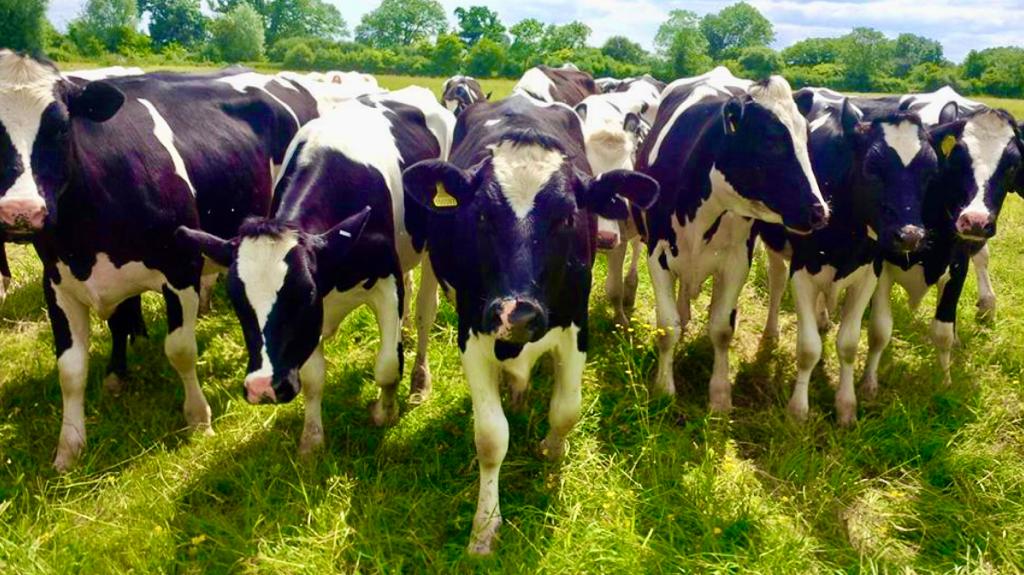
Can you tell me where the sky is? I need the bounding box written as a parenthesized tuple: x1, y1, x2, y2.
(46, 0, 1024, 63)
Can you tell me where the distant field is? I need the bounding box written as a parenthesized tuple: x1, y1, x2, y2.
(3, 68, 1024, 572)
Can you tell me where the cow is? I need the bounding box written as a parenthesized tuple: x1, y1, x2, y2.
(513, 65, 598, 107)
(635, 70, 829, 410)
(756, 88, 937, 424)
(850, 90, 1024, 390)
(0, 233, 8, 302)
(0, 51, 372, 471)
(575, 91, 652, 325)
(402, 93, 658, 555)
(441, 75, 488, 116)
(178, 87, 454, 454)
(595, 74, 666, 96)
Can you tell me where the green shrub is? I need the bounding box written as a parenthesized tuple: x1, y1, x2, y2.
(284, 42, 316, 69)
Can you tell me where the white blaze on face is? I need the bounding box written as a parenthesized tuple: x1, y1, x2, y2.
(960, 111, 1016, 219)
(490, 141, 565, 219)
(0, 52, 60, 208)
(579, 95, 637, 175)
(749, 77, 829, 219)
(236, 233, 299, 377)
(881, 121, 923, 167)
(138, 99, 196, 196)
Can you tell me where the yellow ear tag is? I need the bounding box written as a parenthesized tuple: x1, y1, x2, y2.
(941, 134, 957, 158)
(728, 118, 738, 133)
(433, 182, 458, 208)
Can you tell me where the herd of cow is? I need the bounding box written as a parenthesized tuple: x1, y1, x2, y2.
(1, 50, 1022, 554)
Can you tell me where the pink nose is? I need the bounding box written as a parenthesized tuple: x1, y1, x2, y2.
(596, 230, 620, 250)
(956, 210, 990, 235)
(244, 376, 277, 404)
(0, 197, 47, 230)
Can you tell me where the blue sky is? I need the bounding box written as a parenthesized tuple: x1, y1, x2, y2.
(47, 0, 1024, 62)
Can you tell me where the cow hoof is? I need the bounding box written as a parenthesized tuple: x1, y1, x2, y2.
(709, 383, 732, 413)
(976, 298, 996, 323)
(299, 425, 324, 458)
(760, 329, 780, 349)
(652, 373, 676, 398)
(623, 276, 639, 310)
(612, 310, 630, 329)
(408, 366, 432, 406)
(787, 398, 809, 422)
(369, 400, 399, 427)
(538, 436, 566, 461)
(184, 402, 213, 435)
(53, 431, 85, 473)
(836, 400, 857, 427)
(859, 376, 879, 400)
(103, 373, 126, 396)
(467, 516, 502, 556)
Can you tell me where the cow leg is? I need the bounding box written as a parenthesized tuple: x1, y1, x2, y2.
(540, 330, 585, 461)
(649, 251, 680, 396)
(401, 271, 415, 332)
(623, 238, 641, 311)
(298, 344, 326, 456)
(368, 275, 402, 426)
(789, 271, 822, 421)
(47, 279, 92, 472)
(463, 339, 506, 556)
(103, 295, 147, 395)
(162, 284, 212, 435)
(410, 258, 438, 405)
(973, 245, 996, 321)
(834, 270, 877, 426)
(762, 247, 788, 345)
(816, 291, 832, 333)
(604, 241, 630, 327)
(707, 256, 748, 412)
(0, 241, 10, 303)
(934, 255, 968, 386)
(861, 268, 894, 400)
(198, 273, 217, 316)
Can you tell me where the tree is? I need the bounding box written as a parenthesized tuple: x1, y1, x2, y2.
(208, 0, 347, 44)
(781, 37, 841, 67)
(837, 27, 894, 90)
(507, 18, 545, 71)
(601, 36, 647, 65)
(699, 2, 774, 61)
(77, 0, 139, 51)
(143, 0, 206, 48)
(893, 33, 943, 77)
(355, 0, 447, 49)
(433, 32, 465, 76)
(542, 21, 590, 53)
(655, 10, 711, 78)
(466, 37, 506, 77)
(738, 46, 782, 78)
(211, 3, 265, 61)
(454, 6, 506, 47)
(0, 0, 48, 51)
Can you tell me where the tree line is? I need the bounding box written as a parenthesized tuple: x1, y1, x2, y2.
(2, 0, 1023, 98)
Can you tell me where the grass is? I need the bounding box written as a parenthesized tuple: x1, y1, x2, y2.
(2, 74, 1024, 573)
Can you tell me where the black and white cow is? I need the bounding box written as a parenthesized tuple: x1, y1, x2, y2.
(636, 70, 829, 409)
(595, 74, 666, 96)
(441, 75, 488, 116)
(575, 89, 655, 325)
(756, 88, 938, 424)
(179, 87, 453, 453)
(513, 65, 598, 107)
(851, 89, 1024, 389)
(402, 93, 658, 554)
(0, 51, 371, 470)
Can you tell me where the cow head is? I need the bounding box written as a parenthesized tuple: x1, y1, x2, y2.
(928, 106, 1023, 242)
(0, 51, 124, 239)
(404, 131, 657, 345)
(714, 77, 829, 234)
(839, 104, 936, 253)
(176, 208, 371, 404)
(442, 76, 487, 116)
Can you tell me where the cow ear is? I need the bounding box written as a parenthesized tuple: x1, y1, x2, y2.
(623, 112, 642, 136)
(938, 101, 959, 125)
(723, 98, 744, 134)
(585, 169, 660, 220)
(840, 98, 862, 137)
(485, 91, 492, 100)
(314, 206, 372, 273)
(403, 160, 473, 213)
(794, 89, 815, 118)
(67, 81, 125, 123)
(574, 103, 588, 122)
(175, 226, 234, 267)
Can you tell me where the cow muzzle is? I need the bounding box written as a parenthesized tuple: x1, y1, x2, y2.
(893, 225, 926, 253)
(0, 196, 48, 233)
(484, 297, 548, 344)
(244, 370, 300, 405)
(956, 209, 993, 241)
